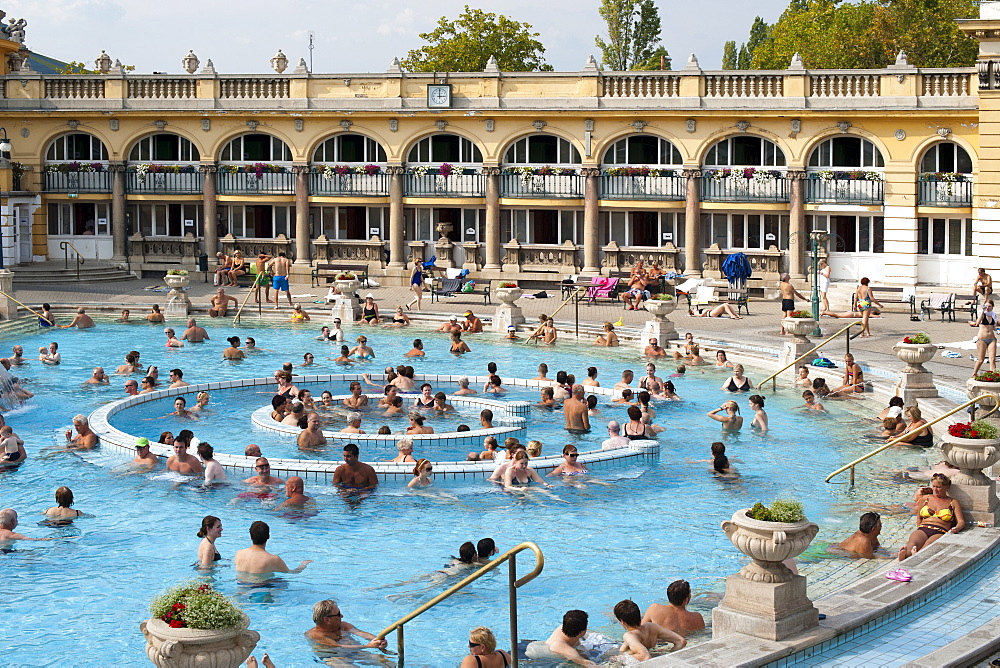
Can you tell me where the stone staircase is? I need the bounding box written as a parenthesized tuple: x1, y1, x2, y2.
(11, 260, 137, 285)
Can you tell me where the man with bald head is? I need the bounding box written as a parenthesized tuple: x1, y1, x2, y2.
(275, 476, 312, 510)
(0, 508, 56, 543)
(181, 318, 209, 343)
(62, 307, 95, 329)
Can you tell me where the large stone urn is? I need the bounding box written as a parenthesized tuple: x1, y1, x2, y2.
(780, 317, 818, 368)
(713, 508, 820, 641)
(893, 342, 937, 373)
(493, 285, 525, 331)
(892, 341, 940, 404)
(781, 316, 816, 341)
(967, 377, 1000, 411)
(334, 277, 361, 299)
(140, 614, 259, 668)
(643, 297, 677, 320)
(494, 286, 523, 306)
(940, 431, 1000, 524)
(163, 272, 191, 318)
(641, 297, 679, 344)
(330, 277, 362, 322)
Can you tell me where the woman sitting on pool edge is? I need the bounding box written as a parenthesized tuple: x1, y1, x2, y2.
(899, 473, 965, 561)
(357, 293, 381, 326)
(893, 406, 933, 447)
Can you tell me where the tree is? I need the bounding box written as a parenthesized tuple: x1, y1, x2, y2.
(722, 41, 738, 70)
(401, 6, 552, 72)
(634, 46, 672, 71)
(595, 0, 668, 71)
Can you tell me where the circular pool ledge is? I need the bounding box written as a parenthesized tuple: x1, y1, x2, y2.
(88, 372, 660, 483)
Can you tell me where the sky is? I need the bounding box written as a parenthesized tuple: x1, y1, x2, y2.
(6, 0, 792, 75)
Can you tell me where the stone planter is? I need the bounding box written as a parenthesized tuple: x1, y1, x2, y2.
(643, 298, 677, 320)
(893, 342, 937, 374)
(721, 508, 819, 583)
(494, 287, 523, 306)
(781, 317, 816, 340)
(334, 278, 361, 299)
(940, 433, 1000, 486)
(967, 378, 1000, 410)
(140, 614, 259, 668)
(163, 274, 190, 290)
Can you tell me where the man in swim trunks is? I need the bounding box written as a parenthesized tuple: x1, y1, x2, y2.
(304, 599, 388, 650)
(85, 366, 110, 385)
(642, 579, 706, 634)
(132, 437, 159, 470)
(297, 413, 328, 449)
(62, 307, 95, 329)
(166, 439, 203, 475)
(214, 252, 232, 286)
(209, 288, 239, 318)
(65, 414, 98, 450)
(253, 253, 273, 304)
(613, 599, 685, 661)
(614, 370, 634, 392)
(332, 443, 378, 490)
(275, 476, 312, 510)
(526, 609, 595, 666)
(833, 512, 882, 559)
(602, 421, 630, 450)
(463, 311, 484, 333)
(343, 381, 369, 409)
(234, 520, 312, 574)
(0, 508, 56, 543)
(973, 267, 994, 298)
(168, 368, 190, 389)
(778, 273, 807, 335)
(244, 457, 284, 486)
(181, 318, 209, 343)
(644, 338, 667, 357)
(268, 252, 293, 309)
(564, 384, 591, 434)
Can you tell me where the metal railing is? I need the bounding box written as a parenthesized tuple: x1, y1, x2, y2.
(216, 171, 295, 195)
(405, 173, 485, 197)
(804, 176, 884, 204)
(757, 320, 864, 390)
(309, 172, 390, 196)
(232, 278, 262, 323)
(826, 394, 1000, 485)
(500, 173, 584, 198)
(701, 174, 790, 203)
(600, 174, 686, 200)
(917, 178, 972, 207)
(375, 541, 544, 666)
(43, 170, 113, 193)
(0, 287, 54, 324)
(59, 241, 85, 280)
(126, 170, 203, 194)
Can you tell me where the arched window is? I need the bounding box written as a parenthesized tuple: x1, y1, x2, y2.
(407, 134, 482, 164)
(808, 137, 884, 169)
(920, 142, 972, 174)
(219, 133, 292, 162)
(312, 133, 387, 163)
(45, 133, 108, 162)
(601, 135, 682, 166)
(704, 135, 785, 167)
(503, 135, 581, 165)
(129, 134, 199, 162)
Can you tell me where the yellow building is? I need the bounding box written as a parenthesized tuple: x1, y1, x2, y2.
(0, 9, 993, 290)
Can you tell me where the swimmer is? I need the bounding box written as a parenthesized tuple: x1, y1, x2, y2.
(180, 318, 209, 343)
(234, 520, 311, 574)
(582, 366, 600, 388)
(315, 326, 332, 341)
(165, 397, 197, 419)
(831, 512, 882, 559)
(343, 381, 369, 409)
(715, 350, 734, 369)
(614, 369, 634, 392)
(461, 626, 511, 668)
(245, 444, 262, 457)
(197, 515, 224, 567)
(526, 609, 594, 666)
(432, 392, 455, 412)
(275, 476, 312, 510)
(282, 402, 306, 428)
(638, 363, 664, 395)
(333, 345, 352, 365)
(199, 443, 226, 484)
(450, 330, 471, 354)
(0, 508, 57, 543)
(289, 304, 311, 323)
(0, 426, 25, 467)
(383, 396, 405, 416)
(707, 401, 743, 430)
(404, 339, 425, 357)
(480, 409, 494, 429)
(391, 439, 417, 463)
(61, 307, 95, 329)
(164, 328, 183, 348)
(748, 394, 768, 431)
(437, 315, 462, 333)
(8, 345, 24, 366)
(244, 457, 283, 486)
(341, 412, 366, 434)
(721, 364, 753, 392)
(537, 386, 557, 408)
(688, 344, 705, 366)
(595, 321, 620, 347)
(480, 437, 501, 461)
(386, 306, 410, 327)
(377, 385, 399, 408)
(483, 374, 505, 394)
(166, 434, 203, 474)
(454, 377, 476, 395)
(488, 443, 526, 483)
(190, 392, 211, 413)
(413, 383, 436, 409)
(297, 413, 327, 449)
(209, 288, 239, 317)
(613, 599, 685, 661)
(660, 381, 680, 401)
(794, 366, 812, 388)
(462, 310, 484, 333)
(642, 579, 706, 633)
(41, 341, 61, 364)
(85, 367, 110, 385)
(304, 599, 387, 650)
(223, 337, 246, 360)
(407, 458, 433, 488)
(132, 437, 158, 469)
(533, 363, 550, 381)
(348, 335, 374, 360)
(146, 304, 164, 323)
(548, 444, 587, 476)
(504, 325, 520, 340)
(357, 294, 381, 326)
(797, 389, 825, 411)
(645, 337, 667, 357)
(42, 485, 85, 519)
(65, 414, 99, 450)
(38, 303, 56, 327)
(300, 352, 316, 367)
(503, 451, 553, 490)
(406, 412, 434, 434)
(332, 444, 378, 490)
(564, 384, 591, 433)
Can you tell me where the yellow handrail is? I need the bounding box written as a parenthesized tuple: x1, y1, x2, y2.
(757, 320, 864, 390)
(526, 287, 584, 343)
(0, 287, 54, 325)
(232, 283, 258, 323)
(375, 541, 544, 665)
(826, 394, 1000, 485)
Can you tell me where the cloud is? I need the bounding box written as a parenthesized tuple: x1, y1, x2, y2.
(376, 7, 418, 37)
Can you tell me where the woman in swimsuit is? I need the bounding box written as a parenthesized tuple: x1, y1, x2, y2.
(406, 264, 424, 311)
(450, 331, 472, 354)
(387, 306, 410, 327)
(622, 405, 651, 440)
(503, 451, 553, 490)
(274, 371, 299, 398)
(289, 304, 310, 323)
(898, 473, 964, 561)
(413, 383, 436, 409)
(594, 321, 619, 347)
(749, 394, 768, 431)
(970, 298, 997, 377)
(854, 277, 882, 338)
(708, 400, 743, 430)
(548, 444, 588, 476)
(831, 353, 865, 395)
(407, 458, 434, 489)
(164, 327, 183, 348)
(358, 294, 381, 326)
(223, 336, 245, 360)
(392, 439, 417, 464)
(348, 336, 375, 360)
(721, 364, 754, 392)
(227, 250, 246, 287)
(197, 515, 224, 568)
(715, 350, 734, 369)
(42, 486, 84, 518)
(894, 406, 933, 446)
(461, 626, 511, 668)
(406, 412, 434, 435)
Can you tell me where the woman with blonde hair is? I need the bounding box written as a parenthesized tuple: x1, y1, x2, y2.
(899, 473, 964, 561)
(460, 626, 511, 668)
(391, 438, 417, 463)
(895, 406, 933, 447)
(707, 400, 743, 430)
(594, 321, 619, 347)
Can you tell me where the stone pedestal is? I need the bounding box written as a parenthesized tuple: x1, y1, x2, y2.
(893, 342, 939, 405)
(949, 481, 999, 525)
(940, 433, 1000, 525)
(493, 305, 525, 332)
(642, 318, 678, 345)
(164, 275, 191, 319)
(329, 296, 360, 323)
(713, 573, 818, 641)
(781, 339, 817, 369)
(0, 269, 17, 321)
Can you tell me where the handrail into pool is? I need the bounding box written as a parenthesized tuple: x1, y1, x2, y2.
(232, 280, 259, 323)
(758, 320, 863, 390)
(825, 393, 999, 485)
(0, 288, 54, 324)
(374, 541, 544, 666)
(525, 286, 583, 343)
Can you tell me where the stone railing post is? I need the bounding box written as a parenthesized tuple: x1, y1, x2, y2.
(502, 239, 521, 273)
(683, 168, 702, 277)
(601, 241, 621, 274)
(703, 243, 724, 278)
(460, 242, 482, 271)
(388, 166, 405, 268)
(582, 168, 601, 273)
(483, 167, 501, 270)
(110, 161, 128, 262)
(200, 164, 219, 255)
(0, 269, 18, 320)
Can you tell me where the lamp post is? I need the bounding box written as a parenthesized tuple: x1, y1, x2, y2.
(808, 229, 828, 337)
(0, 127, 13, 271)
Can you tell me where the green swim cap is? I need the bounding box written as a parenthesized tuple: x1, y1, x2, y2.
(135, 437, 150, 449)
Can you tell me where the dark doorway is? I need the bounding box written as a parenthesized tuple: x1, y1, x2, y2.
(246, 205, 273, 238)
(531, 210, 559, 244)
(340, 206, 367, 240)
(630, 211, 659, 246)
(436, 208, 461, 241)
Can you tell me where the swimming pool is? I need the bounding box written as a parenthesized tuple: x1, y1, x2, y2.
(0, 318, 938, 665)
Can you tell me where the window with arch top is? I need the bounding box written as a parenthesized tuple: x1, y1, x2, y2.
(220, 133, 292, 162)
(407, 134, 482, 164)
(704, 135, 785, 167)
(312, 133, 387, 163)
(920, 142, 972, 174)
(503, 135, 581, 165)
(45, 133, 108, 162)
(602, 135, 682, 166)
(809, 136, 884, 169)
(129, 133, 200, 162)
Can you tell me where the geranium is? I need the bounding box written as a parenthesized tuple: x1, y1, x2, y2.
(948, 420, 998, 439)
(498, 282, 518, 288)
(902, 332, 931, 344)
(335, 273, 357, 281)
(789, 310, 813, 318)
(439, 162, 454, 177)
(149, 582, 242, 630)
(974, 370, 1000, 382)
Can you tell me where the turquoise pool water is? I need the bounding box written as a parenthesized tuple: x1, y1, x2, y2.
(0, 318, 938, 666)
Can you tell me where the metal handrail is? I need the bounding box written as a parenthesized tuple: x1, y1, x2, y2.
(232, 283, 257, 323)
(825, 394, 1000, 485)
(526, 287, 584, 343)
(757, 320, 864, 390)
(374, 541, 544, 666)
(59, 241, 85, 280)
(0, 287, 53, 324)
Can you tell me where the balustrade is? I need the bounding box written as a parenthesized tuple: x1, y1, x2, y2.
(309, 172, 390, 197)
(809, 74, 880, 97)
(704, 74, 783, 97)
(311, 235, 387, 267)
(128, 78, 197, 99)
(501, 240, 580, 273)
(221, 234, 294, 259)
(922, 72, 971, 96)
(918, 177, 972, 207)
(217, 171, 295, 195)
(602, 74, 680, 98)
(703, 243, 784, 281)
(405, 173, 485, 197)
(126, 170, 203, 194)
(44, 78, 105, 99)
(500, 173, 583, 198)
(600, 174, 685, 200)
(804, 176, 883, 204)
(701, 174, 789, 203)
(600, 241, 680, 274)
(219, 78, 290, 99)
(44, 170, 112, 192)
(128, 233, 200, 266)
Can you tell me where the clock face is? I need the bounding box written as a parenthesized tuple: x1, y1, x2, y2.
(428, 85, 451, 107)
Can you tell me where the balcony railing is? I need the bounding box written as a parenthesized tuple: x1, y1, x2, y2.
(405, 173, 485, 197)
(804, 176, 883, 204)
(44, 170, 112, 192)
(310, 172, 390, 197)
(600, 174, 686, 200)
(701, 173, 789, 203)
(217, 171, 295, 195)
(918, 177, 972, 207)
(500, 173, 583, 198)
(126, 170, 203, 194)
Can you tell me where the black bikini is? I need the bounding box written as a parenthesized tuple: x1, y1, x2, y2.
(623, 423, 646, 440)
(474, 652, 510, 667)
(415, 396, 435, 408)
(726, 377, 750, 392)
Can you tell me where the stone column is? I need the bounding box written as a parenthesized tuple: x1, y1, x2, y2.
(683, 169, 702, 277)
(788, 170, 807, 279)
(387, 166, 405, 269)
(582, 168, 601, 274)
(292, 165, 311, 265)
(483, 167, 501, 271)
(110, 161, 127, 262)
(200, 164, 218, 256)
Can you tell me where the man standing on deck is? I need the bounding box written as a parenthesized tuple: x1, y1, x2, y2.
(269, 252, 293, 310)
(778, 273, 807, 335)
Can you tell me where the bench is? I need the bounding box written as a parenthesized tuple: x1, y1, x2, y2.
(954, 293, 981, 320)
(429, 277, 491, 305)
(311, 263, 368, 288)
(869, 287, 916, 315)
(685, 285, 750, 315)
(920, 292, 956, 322)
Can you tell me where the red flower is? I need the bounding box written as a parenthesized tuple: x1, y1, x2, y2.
(172, 603, 185, 611)
(168, 620, 185, 628)
(903, 337, 912, 344)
